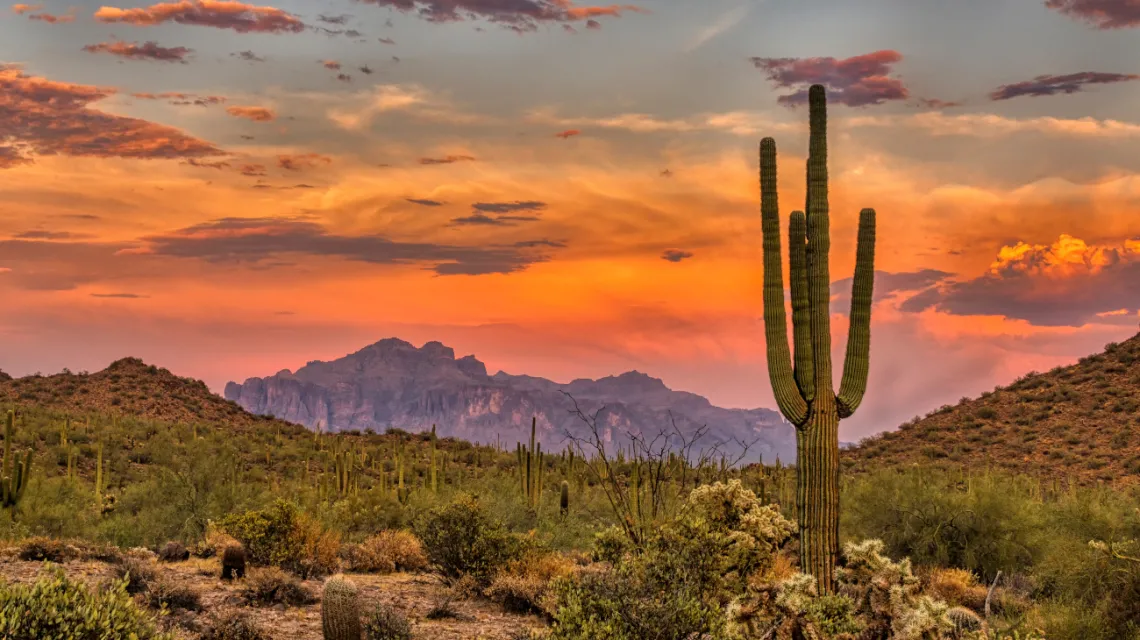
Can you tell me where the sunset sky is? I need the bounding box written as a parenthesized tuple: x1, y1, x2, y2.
(1, 0, 1139, 441)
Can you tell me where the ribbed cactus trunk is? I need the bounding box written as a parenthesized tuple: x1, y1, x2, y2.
(759, 84, 876, 593)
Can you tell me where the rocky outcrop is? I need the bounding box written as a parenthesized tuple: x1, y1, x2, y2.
(225, 338, 795, 463)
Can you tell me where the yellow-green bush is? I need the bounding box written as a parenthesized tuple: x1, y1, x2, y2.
(219, 499, 340, 578)
(0, 567, 175, 639)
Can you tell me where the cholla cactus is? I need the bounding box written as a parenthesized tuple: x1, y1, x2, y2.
(684, 480, 796, 582)
(889, 589, 953, 640)
(321, 574, 362, 640)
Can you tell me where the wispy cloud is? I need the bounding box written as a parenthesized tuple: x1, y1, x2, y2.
(684, 4, 748, 53)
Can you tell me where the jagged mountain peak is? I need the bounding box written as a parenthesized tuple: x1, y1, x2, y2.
(225, 337, 795, 463)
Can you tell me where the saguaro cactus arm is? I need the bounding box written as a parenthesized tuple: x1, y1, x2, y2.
(837, 208, 876, 418)
(805, 85, 834, 402)
(788, 210, 814, 401)
(759, 137, 808, 426)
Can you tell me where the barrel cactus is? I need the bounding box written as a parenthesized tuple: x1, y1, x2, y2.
(947, 606, 986, 637)
(221, 544, 246, 580)
(322, 574, 362, 640)
(759, 83, 877, 592)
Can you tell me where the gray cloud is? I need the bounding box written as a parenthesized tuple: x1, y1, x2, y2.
(142, 217, 554, 276)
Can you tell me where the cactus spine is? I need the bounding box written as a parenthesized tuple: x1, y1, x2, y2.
(1, 411, 32, 510)
(321, 574, 362, 640)
(759, 84, 876, 593)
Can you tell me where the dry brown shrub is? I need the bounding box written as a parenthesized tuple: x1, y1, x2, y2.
(926, 567, 988, 611)
(341, 530, 428, 574)
(196, 521, 240, 559)
(291, 513, 341, 578)
(485, 551, 576, 617)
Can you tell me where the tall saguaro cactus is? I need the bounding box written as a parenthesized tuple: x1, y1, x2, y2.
(1, 410, 32, 511)
(759, 84, 876, 593)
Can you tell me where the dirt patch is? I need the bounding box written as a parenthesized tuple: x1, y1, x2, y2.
(0, 556, 546, 639)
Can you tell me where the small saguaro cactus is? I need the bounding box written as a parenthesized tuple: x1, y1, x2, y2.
(321, 574, 362, 640)
(1, 410, 33, 511)
(516, 417, 544, 509)
(759, 84, 876, 593)
(559, 480, 570, 518)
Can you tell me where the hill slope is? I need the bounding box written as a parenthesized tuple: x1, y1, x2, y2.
(842, 332, 1140, 485)
(225, 338, 796, 463)
(0, 357, 296, 433)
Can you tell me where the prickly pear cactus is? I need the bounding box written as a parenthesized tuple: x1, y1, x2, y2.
(322, 574, 362, 640)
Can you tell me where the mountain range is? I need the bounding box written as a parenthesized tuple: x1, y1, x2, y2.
(224, 338, 797, 463)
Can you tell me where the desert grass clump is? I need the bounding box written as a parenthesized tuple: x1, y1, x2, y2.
(363, 602, 413, 640)
(340, 529, 428, 574)
(241, 567, 316, 606)
(144, 576, 202, 611)
(321, 574, 362, 640)
(115, 556, 158, 595)
(198, 611, 271, 640)
(17, 536, 78, 563)
(221, 544, 246, 580)
(0, 567, 176, 640)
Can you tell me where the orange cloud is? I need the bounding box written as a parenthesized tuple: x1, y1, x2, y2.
(94, 0, 305, 34)
(82, 41, 193, 62)
(555, 129, 580, 139)
(0, 65, 224, 167)
(900, 235, 1140, 327)
(10, 3, 41, 14)
(277, 153, 332, 171)
(225, 105, 276, 122)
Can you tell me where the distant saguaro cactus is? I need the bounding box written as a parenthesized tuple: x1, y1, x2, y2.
(759, 84, 876, 593)
(517, 417, 544, 510)
(321, 574, 362, 640)
(1, 410, 33, 511)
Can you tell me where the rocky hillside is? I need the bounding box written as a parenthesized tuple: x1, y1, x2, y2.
(225, 338, 795, 463)
(0, 357, 296, 433)
(843, 332, 1140, 485)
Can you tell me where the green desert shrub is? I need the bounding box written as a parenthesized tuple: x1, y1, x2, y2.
(548, 480, 796, 640)
(414, 493, 524, 587)
(842, 468, 1041, 579)
(0, 568, 176, 640)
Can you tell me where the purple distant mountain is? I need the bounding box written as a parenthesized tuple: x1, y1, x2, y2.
(225, 338, 796, 463)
